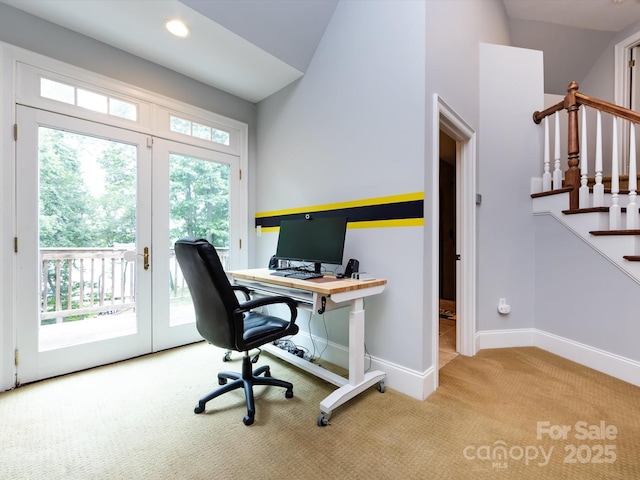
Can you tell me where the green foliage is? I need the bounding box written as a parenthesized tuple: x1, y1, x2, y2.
(169, 154, 229, 247)
(39, 129, 230, 249)
(92, 142, 137, 246)
(39, 128, 95, 248)
(38, 127, 230, 322)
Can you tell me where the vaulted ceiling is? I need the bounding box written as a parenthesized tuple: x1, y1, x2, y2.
(2, 0, 640, 101)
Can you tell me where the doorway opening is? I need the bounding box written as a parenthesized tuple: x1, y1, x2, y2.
(438, 130, 458, 369)
(432, 95, 476, 389)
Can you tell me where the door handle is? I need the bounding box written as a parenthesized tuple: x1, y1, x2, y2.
(123, 247, 150, 270)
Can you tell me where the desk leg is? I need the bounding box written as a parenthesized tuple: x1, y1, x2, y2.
(317, 297, 385, 425)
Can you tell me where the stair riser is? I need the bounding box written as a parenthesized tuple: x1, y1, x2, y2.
(532, 193, 640, 282)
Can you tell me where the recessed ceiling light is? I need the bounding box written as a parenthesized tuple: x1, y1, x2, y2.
(164, 19, 190, 38)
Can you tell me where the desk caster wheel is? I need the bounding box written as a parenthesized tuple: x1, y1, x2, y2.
(243, 415, 254, 426)
(377, 381, 385, 393)
(317, 412, 330, 427)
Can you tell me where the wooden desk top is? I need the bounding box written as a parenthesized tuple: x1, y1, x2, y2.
(230, 268, 387, 296)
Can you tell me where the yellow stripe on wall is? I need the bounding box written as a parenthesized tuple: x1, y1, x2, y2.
(255, 192, 424, 231)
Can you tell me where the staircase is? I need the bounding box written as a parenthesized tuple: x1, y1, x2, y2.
(532, 180, 640, 282)
(532, 83, 640, 282)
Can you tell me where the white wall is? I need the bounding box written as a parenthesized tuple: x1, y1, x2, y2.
(0, 48, 13, 390)
(0, 3, 256, 126)
(535, 215, 640, 362)
(256, 0, 427, 380)
(477, 44, 543, 333)
(424, 0, 511, 367)
(256, 0, 516, 398)
(580, 18, 640, 102)
(0, 3, 257, 392)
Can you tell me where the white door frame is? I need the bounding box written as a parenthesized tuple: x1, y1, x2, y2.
(15, 106, 154, 384)
(614, 30, 640, 174)
(431, 94, 477, 389)
(151, 138, 241, 351)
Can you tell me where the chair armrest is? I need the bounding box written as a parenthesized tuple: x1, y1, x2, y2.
(236, 296, 298, 322)
(231, 285, 251, 301)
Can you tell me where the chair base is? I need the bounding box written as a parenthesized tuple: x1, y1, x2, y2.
(194, 353, 294, 425)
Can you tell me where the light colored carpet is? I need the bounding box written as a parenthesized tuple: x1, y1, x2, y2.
(1, 343, 639, 479)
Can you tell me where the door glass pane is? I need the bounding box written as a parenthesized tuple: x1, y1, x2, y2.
(38, 127, 138, 351)
(169, 154, 230, 326)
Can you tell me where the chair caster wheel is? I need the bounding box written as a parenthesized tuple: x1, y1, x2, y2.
(194, 404, 205, 414)
(218, 377, 227, 385)
(285, 389, 293, 399)
(222, 351, 231, 362)
(317, 413, 330, 427)
(243, 415, 254, 426)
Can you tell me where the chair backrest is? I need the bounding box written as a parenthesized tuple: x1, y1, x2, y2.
(174, 238, 239, 350)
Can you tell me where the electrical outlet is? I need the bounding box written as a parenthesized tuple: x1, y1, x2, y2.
(497, 298, 511, 315)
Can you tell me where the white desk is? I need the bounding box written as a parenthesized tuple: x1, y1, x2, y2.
(230, 268, 387, 426)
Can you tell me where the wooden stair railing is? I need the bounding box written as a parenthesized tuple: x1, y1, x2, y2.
(533, 82, 640, 265)
(533, 81, 640, 221)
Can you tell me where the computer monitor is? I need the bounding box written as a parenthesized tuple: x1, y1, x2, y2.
(275, 216, 348, 273)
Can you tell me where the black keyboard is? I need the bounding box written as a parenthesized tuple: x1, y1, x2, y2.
(270, 270, 323, 280)
(287, 272, 323, 280)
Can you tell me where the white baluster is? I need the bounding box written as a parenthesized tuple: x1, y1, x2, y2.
(553, 111, 562, 189)
(593, 111, 605, 207)
(579, 106, 590, 208)
(627, 123, 638, 229)
(542, 117, 551, 192)
(610, 117, 621, 230)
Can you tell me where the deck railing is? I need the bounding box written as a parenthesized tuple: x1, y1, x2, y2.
(40, 246, 229, 324)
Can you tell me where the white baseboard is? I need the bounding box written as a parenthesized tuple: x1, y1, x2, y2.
(535, 330, 640, 388)
(475, 328, 536, 350)
(476, 328, 640, 388)
(284, 327, 640, 402)
(286, 331, 435, 401)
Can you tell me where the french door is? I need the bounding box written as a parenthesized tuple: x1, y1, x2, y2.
(15, 106, 238, 384)
(151, 138, 239, 350)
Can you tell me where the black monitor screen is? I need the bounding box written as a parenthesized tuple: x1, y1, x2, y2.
(275, 216, 347, 270)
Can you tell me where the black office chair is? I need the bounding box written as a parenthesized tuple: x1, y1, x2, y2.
(174, 237, 299, 425)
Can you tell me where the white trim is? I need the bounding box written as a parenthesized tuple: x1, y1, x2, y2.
(475, 328, 536, 350)
(476, 328, 640, 388)
(614, 30, 640, 174)
(535, 330, 640, 387)
(614, 30, 640, 112)
(0, 47, 15, 392)
(0, 41, 251, 390)
(283, 329, 436, 401)
(433, 94, 477, 392)
(292, 325, 640, 400)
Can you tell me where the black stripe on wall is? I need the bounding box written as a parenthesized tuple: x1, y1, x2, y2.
(255, 199, 424, 229)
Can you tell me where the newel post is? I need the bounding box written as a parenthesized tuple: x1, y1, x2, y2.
(565, 81, 581, 210)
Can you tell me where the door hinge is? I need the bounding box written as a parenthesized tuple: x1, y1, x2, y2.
(14, 349, 19, 366)
(239, 238, 242, 249)
(239, 169, 242, 181)
(147, 136, 153, 148)
(13, 123, 18, 141)
(630, 59, 636, 68)
(14, 237, 18, 253)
